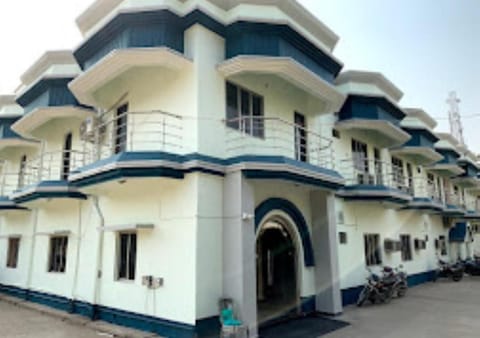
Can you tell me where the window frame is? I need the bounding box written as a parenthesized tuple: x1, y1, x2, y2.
(364, 233, 382, 266)
(6, 237, 20, 269)
(400, 234, 413, 261)
(62, 132, 73, 180)
(116, 232, 137, 281)
(225, 81, 265, 139)
(114, 103, 129, 154)
(48, 236, 69, 273)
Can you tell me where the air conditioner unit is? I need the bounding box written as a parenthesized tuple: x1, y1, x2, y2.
(384, 239, 401, 253)
(80, 116, 106, 143)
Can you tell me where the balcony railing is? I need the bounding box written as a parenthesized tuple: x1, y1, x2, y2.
(18, 150, 85, 189)
(338, 159, 410, 192)
(414, 181, 443, 204)
(225, 116, 335, 170)
(81, 110, 184, 165)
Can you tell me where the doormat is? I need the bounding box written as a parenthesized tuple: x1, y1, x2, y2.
(258, 313, 349, 338)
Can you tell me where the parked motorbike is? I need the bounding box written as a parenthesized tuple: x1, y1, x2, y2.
(460, 258, 480, 276)
(357, 267, 395, 307)
(434, 260, 464, 282)
(392, 265, 408, 298)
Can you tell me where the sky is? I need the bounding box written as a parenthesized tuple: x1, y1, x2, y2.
(0, 0, 479, 150)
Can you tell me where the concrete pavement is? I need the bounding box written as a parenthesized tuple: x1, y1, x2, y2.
(326, 277, 480, 338)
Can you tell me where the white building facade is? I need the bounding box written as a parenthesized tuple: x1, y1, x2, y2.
(0, 1, 479, 337)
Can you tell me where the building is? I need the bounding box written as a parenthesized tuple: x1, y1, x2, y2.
(0, 1, 479, 337)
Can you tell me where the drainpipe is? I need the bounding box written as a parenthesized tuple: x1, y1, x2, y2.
(91, 195, 105, 319)
(25, 141, 46, 300)
(25, 209, 39, 300)
(70, 199, 83, 312)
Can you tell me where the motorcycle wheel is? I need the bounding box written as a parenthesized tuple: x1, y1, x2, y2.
(357, 288, 368, 307)
(452, 274, 463, 282)
(397, 286, 407, 298)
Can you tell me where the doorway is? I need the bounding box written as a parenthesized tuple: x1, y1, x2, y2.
(256, 218, 299, 324)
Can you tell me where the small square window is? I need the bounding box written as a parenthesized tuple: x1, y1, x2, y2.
(332, 129, 340, 139)
(339, 232, 347, 244)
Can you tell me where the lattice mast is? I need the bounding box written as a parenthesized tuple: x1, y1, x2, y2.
(447, 91, 465, 146)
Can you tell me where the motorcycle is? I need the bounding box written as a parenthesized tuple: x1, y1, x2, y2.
(434, 259, 464, 282)
(391, 265, 408, 298)
(460, 258, 480, 276)
(356, 267, 394, 307)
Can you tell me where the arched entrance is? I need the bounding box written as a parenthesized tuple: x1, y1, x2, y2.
(256, 217, 299, 324)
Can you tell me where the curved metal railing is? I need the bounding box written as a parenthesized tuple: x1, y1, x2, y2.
(224, 116, 335, 170)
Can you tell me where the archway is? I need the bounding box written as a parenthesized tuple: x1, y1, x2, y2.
(256, 217, 299, 324)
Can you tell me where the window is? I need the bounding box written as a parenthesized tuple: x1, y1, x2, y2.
(117, 232, 137, 281)
(406, 163, 414, 194)
(374, 148, 382, 185)
(332, 129, 340, 139)
(225, 82, 264, 138)
(114, 103, 129, 154)
(439, 235, 447, 256)
(391, 157, 404, 189)
(48, 236, 68, 273)
(294, 112, 308, 162)
(18, 155, 27, 189)
(339, 232, 348, 244)
(364, 234, 382, 266)
(6, 237, 20, 269)
(400, 235, 412, 261)
(62, 132, 73, 180)
(352, 139, 368, 172)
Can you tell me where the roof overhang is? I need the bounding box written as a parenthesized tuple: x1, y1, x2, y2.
(389, 146, 443, 165)
(334, 119, 410, 148)
(218, 56, 346, 113)
(69, 47, 193, 107)
(426, 163, 465, 177)
(11, 106, 95, 139)
(0, 138, 40, 152)
(451, 176, 480, 188)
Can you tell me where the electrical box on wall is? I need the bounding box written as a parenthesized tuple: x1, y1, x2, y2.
(142, 276, 164, 289)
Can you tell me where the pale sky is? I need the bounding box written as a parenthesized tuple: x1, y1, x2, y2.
(0, 0, 479, 151)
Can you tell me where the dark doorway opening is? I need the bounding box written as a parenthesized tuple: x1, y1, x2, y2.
(257, 220, 298, 324)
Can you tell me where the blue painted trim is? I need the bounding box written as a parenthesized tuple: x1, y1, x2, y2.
(449, 222, 467, 242)
(402, 127, 438, 147)
(341, 270, 436, 306)
(0, 284, 209, 338)
(337, 185, 411, 204)
(73, 9, 342, 82)
(300, 295, 317, 314)
(70, 152, 344, 191)
(13, 181, 87, 205)
(402, 198, 444, 212)
(0, 116, 26, 140)
(338, 95, 406, 125)
(255, 198, 315, 267)
(16, 78, 84, 114)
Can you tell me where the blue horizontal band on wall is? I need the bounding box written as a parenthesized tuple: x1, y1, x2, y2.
(0, 284, 206, 338)
(255, 198, 315, 267)
(338, 95, 406, 125)
(341, 270, 436, 306)
(69, 151, 345, 191)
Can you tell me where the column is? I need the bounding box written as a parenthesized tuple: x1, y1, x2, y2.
(310, 191, 343, 315)
(223, 171, 257, 336)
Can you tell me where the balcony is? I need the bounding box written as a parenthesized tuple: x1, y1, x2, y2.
(0, 173, 27, 212)
(404, 180, 444, 212)
(336, 159, 412, 205)
(390, 128, 443, 165)
(442, 193, 466, 217)
(335, 95, 410, 148)
(225, 116, 343, 189)
(69, 111, 344, 190)
(11, 150, 87, 204)
(452, 159, 480, 188)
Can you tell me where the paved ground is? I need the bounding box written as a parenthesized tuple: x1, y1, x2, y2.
(325, 276, 480, 338)
(0, 296, 159, 338)
(1, 278, 480, 338)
